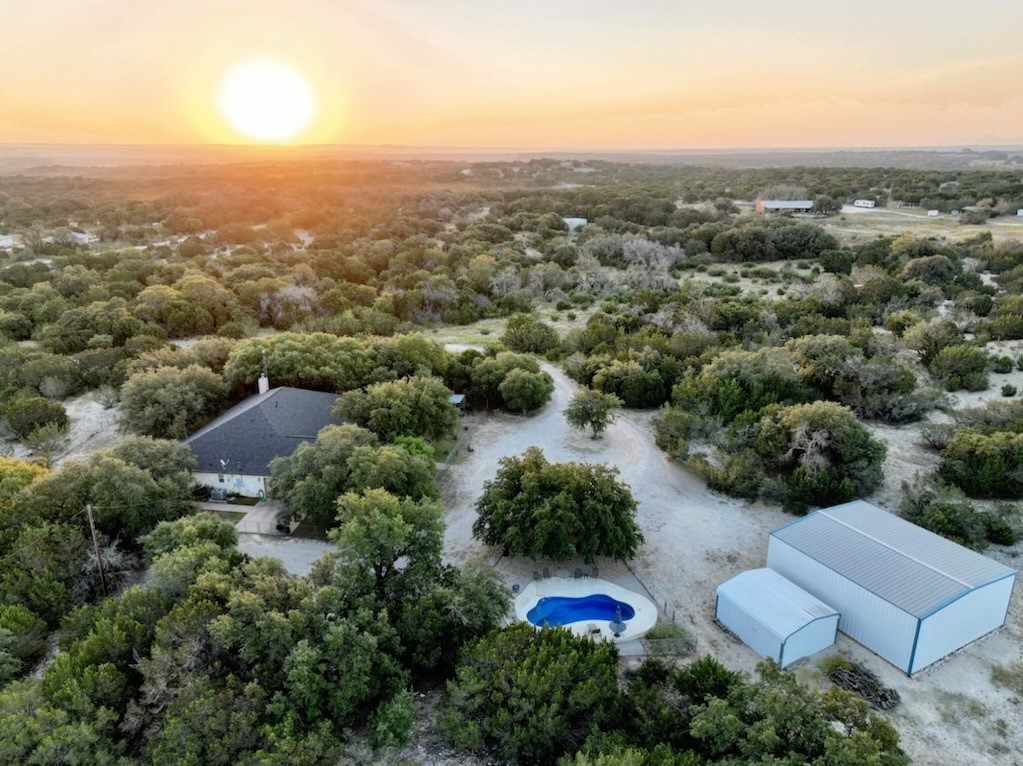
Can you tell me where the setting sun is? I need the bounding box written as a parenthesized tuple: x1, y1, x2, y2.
(219, 61, 314, 142)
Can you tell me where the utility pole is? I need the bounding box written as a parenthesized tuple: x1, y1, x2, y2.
(85, 503, 108, 597)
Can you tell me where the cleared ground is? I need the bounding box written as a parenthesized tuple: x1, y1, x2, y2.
(436, 356, 1023, 765)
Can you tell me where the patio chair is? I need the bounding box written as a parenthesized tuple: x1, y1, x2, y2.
(591, 566, 599, 578)
(574, 567, 583, 579)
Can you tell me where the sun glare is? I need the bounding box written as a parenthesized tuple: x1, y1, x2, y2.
(220, 61, 315, 142)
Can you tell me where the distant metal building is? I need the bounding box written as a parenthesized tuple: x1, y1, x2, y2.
(853, 199, 876, 208)
(755, 200, 814, 214)
(716, 568, 839, 668)
(768, 501, 1016, 675)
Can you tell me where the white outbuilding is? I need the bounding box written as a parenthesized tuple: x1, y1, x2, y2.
(768, 501, 1017, 675)
(716, 568, 839, 668)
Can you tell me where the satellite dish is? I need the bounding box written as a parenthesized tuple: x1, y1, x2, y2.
(219, 459, 228, 468)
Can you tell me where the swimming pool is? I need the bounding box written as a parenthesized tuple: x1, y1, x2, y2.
(513, 577, 658, 643)
(527, 594, 636, 627)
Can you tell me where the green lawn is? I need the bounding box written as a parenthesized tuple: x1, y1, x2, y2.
(210, 510, 246, 526)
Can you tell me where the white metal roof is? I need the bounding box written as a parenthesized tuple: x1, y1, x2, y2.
(760, 200, 814, 209)
(716, 568, 838, 641)
(771, 501, 1016, 618)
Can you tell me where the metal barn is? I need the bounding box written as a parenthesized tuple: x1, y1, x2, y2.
(716, 568, 839, 668)
(767, 501, 1017, 675)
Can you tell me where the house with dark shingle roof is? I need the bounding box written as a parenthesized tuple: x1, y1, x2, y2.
(184, 385, 342, 497)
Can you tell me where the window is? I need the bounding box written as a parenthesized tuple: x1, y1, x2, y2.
(218, 474, 224, 483)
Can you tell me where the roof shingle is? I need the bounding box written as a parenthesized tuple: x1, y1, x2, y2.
(184, 387, 342, 476)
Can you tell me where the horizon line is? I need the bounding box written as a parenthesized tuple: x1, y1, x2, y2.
(3, 142, 1023, 153)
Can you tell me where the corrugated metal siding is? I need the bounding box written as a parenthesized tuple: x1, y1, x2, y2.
(771, 501, 1015, 617)
(716, 568, 839, 667)
(768, 538, 919, 672)
(781, 614, 839, 668)
(913, 574, 1017, 673)
(716, 595, 783, 663)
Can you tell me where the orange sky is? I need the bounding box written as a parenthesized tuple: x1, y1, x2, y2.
(1, 0, 1021, 148)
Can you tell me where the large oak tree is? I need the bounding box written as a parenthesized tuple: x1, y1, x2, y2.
(473, 447, 642, 562)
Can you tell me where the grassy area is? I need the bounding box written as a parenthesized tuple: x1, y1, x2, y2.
(210, 510, 246, 526)
(642, 621, 697, 656)
(991, 661, 1023, 696)
(291, 522, 330, 541)
(225, 495, 260, 506)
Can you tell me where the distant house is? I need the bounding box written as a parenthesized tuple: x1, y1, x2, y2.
(449, 393, 467, 411)
(853, 199, 875, 208)
(185, 381, 342, 498)
(755, 200, 814, 214)
(927, 210, 940, 217)
(563, 217, 588, 230)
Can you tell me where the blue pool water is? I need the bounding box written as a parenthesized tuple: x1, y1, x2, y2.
(527, 594, 636, 626)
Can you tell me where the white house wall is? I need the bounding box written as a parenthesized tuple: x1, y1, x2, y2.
(193, 471, 268, 498)
(780, 614, 840, 669)
(912, 574, 1016, 674)
(715, 594, 784, 663)
(768, 538, 918, 672)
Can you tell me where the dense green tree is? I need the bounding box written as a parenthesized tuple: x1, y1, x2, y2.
(5, 397, 69, 439)
(470, 351, 547, 410)
(269, 424, 379, 526)
(330, 488, 444, 601)
(498, 368, 555, 413)
(565, 388, 623, 438)
(223, 332, 380, 392)
(346, 443, 438, 501)
(0, 606, 47, 682)
(141, 511, 239, 561)
(473, 447, 642, 562)
(673, 348, 811, 423)
(439, 624, 621, 764)
(592, 360, 666, 408)
(502, 313, 561, 353)
(336, 375, 458, 441)
(119, 364, 226, 438)
(744, 401, 887, 512)
(900, 480, 1017, 548)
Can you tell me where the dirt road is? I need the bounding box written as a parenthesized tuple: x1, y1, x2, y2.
(439, 363, 790, 661)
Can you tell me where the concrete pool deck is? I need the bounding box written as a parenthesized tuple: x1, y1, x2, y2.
(514, 577, 658, 643)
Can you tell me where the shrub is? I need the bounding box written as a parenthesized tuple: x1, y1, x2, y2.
(991, 355, 1015, 374)
(939, 429, 1023, 498)
(929, 345, 989, 392)
(1003, 384, 1017, 397)
(0, 605, 48, 680)
(900, 481, 1019, 549)
(5, 397, 70, 439)
(501, 313, 560, 353)
(438, 624, 620, 764)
